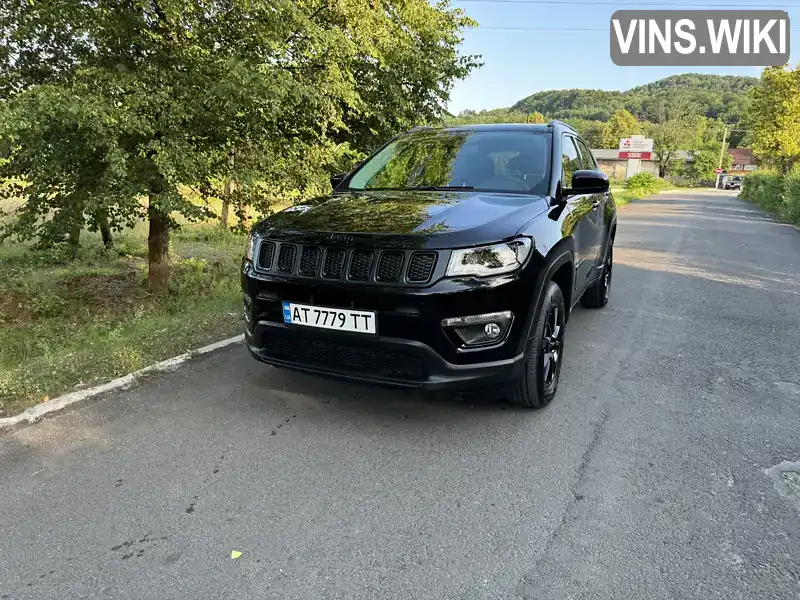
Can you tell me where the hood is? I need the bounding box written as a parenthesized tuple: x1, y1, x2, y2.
(253, 190, 549, 249)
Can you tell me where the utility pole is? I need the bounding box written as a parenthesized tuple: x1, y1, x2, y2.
(715, 124, 729, 189)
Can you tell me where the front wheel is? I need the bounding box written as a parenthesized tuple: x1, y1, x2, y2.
(508, 281, 566, 409)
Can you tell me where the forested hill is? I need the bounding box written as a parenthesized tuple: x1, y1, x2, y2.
(509, 74, 757, 123)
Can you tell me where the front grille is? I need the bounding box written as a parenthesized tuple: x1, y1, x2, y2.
(349, 250, 373, 280)
(376, 251, 404, 282)
(299, 246, 320, 276)
(277, 244, 297, 273)
(407, 252, 436, 282)
(255, 239, 439, 285)
(323, 249, 347, 279)
(258, 242, 275, 270)
(261, 335, 426, 382)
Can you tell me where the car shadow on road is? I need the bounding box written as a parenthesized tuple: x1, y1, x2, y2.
(249, 361, 528, 420)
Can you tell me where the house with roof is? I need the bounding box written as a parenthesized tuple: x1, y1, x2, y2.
(727, 148, 759, 175)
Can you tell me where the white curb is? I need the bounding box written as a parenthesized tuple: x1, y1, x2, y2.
(0, 334, 245, 429)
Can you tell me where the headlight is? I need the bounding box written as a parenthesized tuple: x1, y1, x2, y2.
(446, 238, 532, 277)
(245, 233, 257, 262)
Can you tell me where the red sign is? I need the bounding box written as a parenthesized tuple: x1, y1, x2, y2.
(714, 168, 723, 174)
(619, 151, 652, 160)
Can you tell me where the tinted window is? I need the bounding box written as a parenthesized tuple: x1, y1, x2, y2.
(561, 136, 581, 187)
(575, 138, 596, 169)
(347, 130, 551, 195)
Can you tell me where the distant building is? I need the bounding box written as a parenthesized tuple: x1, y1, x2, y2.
(727, 148, 758, 174)
(589, 147, 758, 181)
(590, 149, 690, 180)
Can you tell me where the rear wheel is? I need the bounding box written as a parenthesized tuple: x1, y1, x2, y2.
(580, 241, 613, 309)
(509, 281, 565, 409)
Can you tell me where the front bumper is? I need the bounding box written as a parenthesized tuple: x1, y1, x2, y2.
(241, 256, 543, 393)
(245, 320, 525, 392)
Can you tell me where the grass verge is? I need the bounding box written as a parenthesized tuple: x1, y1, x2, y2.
(0, 223, 245, 418)
(612, 189, 639, 208)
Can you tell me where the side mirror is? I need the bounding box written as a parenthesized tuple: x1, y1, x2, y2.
(568, 170, 609, 194)
(330, 172, 347, 190)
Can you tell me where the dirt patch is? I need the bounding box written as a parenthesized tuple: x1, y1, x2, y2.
(0, 292, 35, 323)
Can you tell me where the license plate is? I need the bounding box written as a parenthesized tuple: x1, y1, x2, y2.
(282, 302, 377, 334)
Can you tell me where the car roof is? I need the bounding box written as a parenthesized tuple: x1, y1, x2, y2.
(406, 120, 575, 136)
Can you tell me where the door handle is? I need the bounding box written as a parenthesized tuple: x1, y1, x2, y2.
(591, 200, 600, 210)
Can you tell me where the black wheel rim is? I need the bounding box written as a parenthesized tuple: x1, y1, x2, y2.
(542, 305, 564, 390)
(603, 246, 613, 302)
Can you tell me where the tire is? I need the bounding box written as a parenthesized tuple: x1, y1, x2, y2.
(580, 241, 613, 309)
(509, 281, 566, 409)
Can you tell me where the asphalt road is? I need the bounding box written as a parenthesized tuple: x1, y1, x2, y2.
(2, 190, 799, 600)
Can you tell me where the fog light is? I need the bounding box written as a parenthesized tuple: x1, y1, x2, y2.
(441, 311, 513, 347)
(242, 294, 253, 325)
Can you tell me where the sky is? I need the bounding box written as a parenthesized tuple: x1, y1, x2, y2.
(446, 0, 800, 114)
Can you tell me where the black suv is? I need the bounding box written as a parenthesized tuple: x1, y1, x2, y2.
(242, 121, 616, 408)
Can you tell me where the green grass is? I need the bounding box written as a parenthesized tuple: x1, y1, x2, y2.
(613, 189, 639, 208)
(0, 221, 246, 418)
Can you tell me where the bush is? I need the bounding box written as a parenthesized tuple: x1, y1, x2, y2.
(741, 171, 800, 226)
(781, 171, 800, 225)
(624, 173, 667, 196)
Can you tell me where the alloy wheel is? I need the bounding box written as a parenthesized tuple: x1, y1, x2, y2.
(603, 246, 613, 303)
(542, 305, 564, 391)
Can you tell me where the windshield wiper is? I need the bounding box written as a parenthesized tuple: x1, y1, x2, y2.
(407, 185, 475, 191)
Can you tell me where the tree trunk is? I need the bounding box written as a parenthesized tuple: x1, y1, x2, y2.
(98, 212, 113, 247)
(238, 202, 250, 230)
(67, 224, 81, 259)
(220, 177, 232, 229)
(147, 205, 170, 295)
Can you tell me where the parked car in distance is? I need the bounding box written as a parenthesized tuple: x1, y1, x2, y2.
(724, 175, 742, 190)
(242, 121, 617, 408)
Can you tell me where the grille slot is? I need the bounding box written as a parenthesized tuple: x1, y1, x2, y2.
(258, 242, 275, 271)
(299, 246, 320, 276)
(277, 244, 297, 273)
(407, 252, 436, 282)
(323, 249, 347, 279)
(348, 250, 374, 280)
(376, 251, 404, 282)
(261, 335, 425, 382)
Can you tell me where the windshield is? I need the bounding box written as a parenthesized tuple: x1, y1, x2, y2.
(347, 129, 551, 195)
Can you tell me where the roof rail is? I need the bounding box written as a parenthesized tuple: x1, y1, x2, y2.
(548, 119, 575, 131)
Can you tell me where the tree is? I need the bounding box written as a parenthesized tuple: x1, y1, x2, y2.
(683, 140, 732, 184)
(644, 95, 703, 177)
(600, 109, 641, 149)
(527, 111, 546, 124)
(747, 65, 800, 173)
(0, 0, 478, 294)
(443, 108, 528, 126)
(564, 119, 605, 148)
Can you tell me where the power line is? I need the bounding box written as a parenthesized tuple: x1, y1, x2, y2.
(456, 0, 800, 6)
(476, 25, 800, 31)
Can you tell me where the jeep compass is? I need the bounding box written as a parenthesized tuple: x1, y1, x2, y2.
(241, 121, 617, 408)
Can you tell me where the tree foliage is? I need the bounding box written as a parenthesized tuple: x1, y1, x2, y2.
(510, 74, 756, 131)
(642, 94, 704, 177)
(443, 107, 530, 126)
(683, 139, 732, 184)
(746, 66, 800, 174)
(0, 0, 478, 292)
(600, 109, 641, 149)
